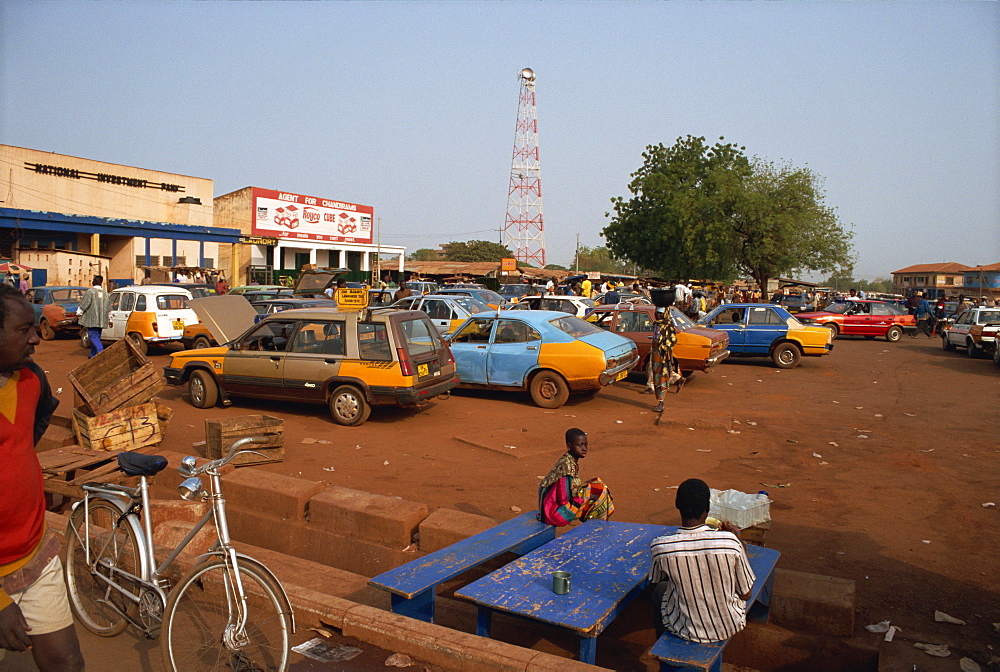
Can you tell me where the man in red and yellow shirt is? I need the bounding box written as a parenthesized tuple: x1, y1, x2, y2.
(0, 286, 84, 670)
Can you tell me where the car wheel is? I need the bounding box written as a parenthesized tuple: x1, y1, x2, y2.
(192, 336, 212, 349)
(39, 319, 56, 341)
(942, 336, 955, 351)
(188, 370, 218, 408)
(127, 333, 148, 356)
(966, 340, 979, 358)
(529, 371, 570, 408)
(825, 323, 840, 339)
(79, 329, 91, 350)
(885, 326, 903, 343)
(328, 385, 371, 426)
(771, 342, 800, 369)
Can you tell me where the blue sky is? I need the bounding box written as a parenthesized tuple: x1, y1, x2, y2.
(2, 1, 997, 278)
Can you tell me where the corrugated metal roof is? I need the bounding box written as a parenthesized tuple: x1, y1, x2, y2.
(890, 262, 972, 274)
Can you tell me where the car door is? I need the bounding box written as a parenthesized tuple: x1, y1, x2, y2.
(448, 317, 495, 385)
(745, 306, 783, 353)
(869, 302, 894, 334)
(106, 291, 134, 339)
(841, 302, 871, 335)
(487, 318, 542, 387)
(614, 309, 654, 366)
(421, 298, 454, 334)
(27, 289, 45, 324)
(282, 319, 345, 401)
(222, 319, 295, 397)
(949, 310, 970, 346)
(706, 306, 748, 350)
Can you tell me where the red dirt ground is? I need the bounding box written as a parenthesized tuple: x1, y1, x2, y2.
(33, 332, 1000, 667)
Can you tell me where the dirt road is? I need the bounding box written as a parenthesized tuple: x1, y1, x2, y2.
(33, 332, 999, 663)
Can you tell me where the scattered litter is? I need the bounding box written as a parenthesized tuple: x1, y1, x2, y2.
(564, 414, 576, 417)
(812, 453, 823, 458)
(510, 506, 522, 514)
(885, 625, 900, 642)
(865, 620, 891, 633)
(935, 610, 966, 625)
(983, 502, 996, 508)
(904, 412, 915, 417)
(913, 643, 951, 657)
(733, 420, 741, 425)
(747, 421, 757, 426)
(323, 467, 335, 472)
(750, 451, 760, 455)
(504, 445, 517, 450)
(665, 485, 679, 489)
(855, 406, 864, 409)
(356, 445, 362, 449)
(874, 414, 883, 418)
(858, 429, 872, 432)
(832, 400, 839, 404)
(727, 382, 733, 386)
(963, 453, 972, 458)
(756, 379, 763, 383)
(922, 540, 931, 544)
(56, 387, 63, 394)
(615, 420, 623, 424)
(300, 438, 317, 444)
(857, 435, 868, 439)
(536, 475, 543, 479)
(291, 639, 362, 662)
(385, 652, 414, 667)
(918, 449, 935, 453)
(872, 381, 877, 384)
(828, 441, 838, 447)
(761, 482, 792, 488)
(696, 449, 712, 452)
(786, 439, 799, 443)
(727, 430, 740, 435)
(383, 460, 390, 466)
(688, 427, 695, 431)
(317, 439, 332, 444)
(654, 488, 660, 492)
(960, 658, 982, 672)
(819, 461, 828, 465)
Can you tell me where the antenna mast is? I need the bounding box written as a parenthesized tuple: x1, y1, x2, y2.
(503, 68, 546, 267)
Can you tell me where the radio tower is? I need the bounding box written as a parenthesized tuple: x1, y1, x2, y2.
(503, 67, 546, 266)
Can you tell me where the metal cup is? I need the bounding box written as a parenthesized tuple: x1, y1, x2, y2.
(552, 571, 571, 595)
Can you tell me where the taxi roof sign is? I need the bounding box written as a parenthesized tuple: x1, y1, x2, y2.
(334, 287, 369, 311)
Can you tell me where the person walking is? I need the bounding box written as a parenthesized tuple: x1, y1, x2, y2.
(911, 291, 934, 338)
(649, 305, 683, 413)
(77, 275, 111, 358)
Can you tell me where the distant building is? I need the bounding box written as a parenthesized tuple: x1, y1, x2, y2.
(891, 263, 971, 299)
(962, 263, 1000, 301)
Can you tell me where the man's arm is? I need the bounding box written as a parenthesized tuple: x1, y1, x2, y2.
(0, 601, 32, 652)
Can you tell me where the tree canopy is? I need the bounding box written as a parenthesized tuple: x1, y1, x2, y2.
(444, 240, 513, 262)
(603, 135, 854, 290)
(572, 245, 631, 275)
(406, 248, 441, 261)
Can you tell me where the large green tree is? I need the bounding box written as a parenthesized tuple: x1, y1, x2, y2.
(572, 245, 631, 274)
(406, 248, 441, 261)
(603, 135, 854, 290)
(444, 240, 513, 262)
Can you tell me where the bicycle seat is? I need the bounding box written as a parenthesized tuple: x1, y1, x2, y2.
(118, 452, 169, 477)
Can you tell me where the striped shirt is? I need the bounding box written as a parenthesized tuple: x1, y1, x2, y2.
(648, 525, 755, 643)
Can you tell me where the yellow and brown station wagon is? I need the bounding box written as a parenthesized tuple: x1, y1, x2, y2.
(164, 294, 458, 426)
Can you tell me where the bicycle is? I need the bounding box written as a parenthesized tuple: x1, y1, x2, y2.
(64, 436, 295, 671)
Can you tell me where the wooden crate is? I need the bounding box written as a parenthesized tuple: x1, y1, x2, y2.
(39, 446, 151, 499)
(205, 415, 284, 466)
(72, 401, 162, 451)
(67, 338, 165, 416)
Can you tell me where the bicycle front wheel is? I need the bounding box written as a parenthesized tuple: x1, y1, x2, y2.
(64, 498, 142, 636)
(161, 557, 292, 672)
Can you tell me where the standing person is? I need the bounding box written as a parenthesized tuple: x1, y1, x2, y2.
(76, 275, 111, 358)
(393, 280, 414, 302)
(648, 478, 754, 643)
(605, 284, 622, 305)
(0, 286, 85, 671)
(18, 275, 29, 296)
(214, 274, 229, 295)
(537, 428, 614, 526)
(140, 270, 153, 286)
(649, 306, 683, 413)
(912, 292, 934, 338)
(580, 277, 592, 300)
(545, 278, 555, 295)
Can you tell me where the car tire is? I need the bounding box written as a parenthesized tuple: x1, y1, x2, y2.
(192, 336, 212, 350)
(529, 371, 570, 408)
(328, 385, 371, 426)
(885, 326, 903, 343)
(39, 319, 56, 341)
(79, 329, 91, 350)
(942, 336, 955, 351)
(771, 342, 801, 369)
(127, 333, 148, 356)
(188, 370, 218, 409)
(966, 340, 979, 358)
(825, 323, 840, 339)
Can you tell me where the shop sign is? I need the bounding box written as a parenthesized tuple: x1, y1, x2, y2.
(501, 257, 517, 272)
(239, 235, 278, 246)
(24, 162, 184, 192)
(252, 187, 373, 244)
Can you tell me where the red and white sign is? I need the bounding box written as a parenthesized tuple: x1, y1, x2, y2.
(252, 187, 373, 244)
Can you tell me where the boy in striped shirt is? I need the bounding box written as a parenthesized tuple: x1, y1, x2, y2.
(648, 478, 755, 643)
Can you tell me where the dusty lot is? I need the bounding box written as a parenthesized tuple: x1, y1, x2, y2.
(34, 332, 999, 663)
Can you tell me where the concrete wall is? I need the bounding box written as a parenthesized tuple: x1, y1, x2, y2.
(18, 249, 109, 287)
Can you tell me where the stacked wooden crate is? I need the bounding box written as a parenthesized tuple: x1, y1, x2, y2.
(205, 415, 284, 466)
(67, 338, 170, 451)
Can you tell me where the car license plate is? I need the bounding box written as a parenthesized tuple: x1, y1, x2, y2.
(172, 320, 185, 330)
(615, 370, 627, 382)
(417, 363, 429, 377)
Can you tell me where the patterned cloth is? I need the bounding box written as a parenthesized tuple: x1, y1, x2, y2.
(537, 453, 614, 526)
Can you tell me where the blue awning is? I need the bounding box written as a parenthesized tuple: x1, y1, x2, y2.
(0, 207, 242, 243)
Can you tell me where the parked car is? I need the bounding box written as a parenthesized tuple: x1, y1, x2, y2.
(796, 300, 915, 342)
(25, 286, 87, 340)
(770, 293, 808, 314)
(498, 284, 536, 303)
(240, 289, 294, 302)
(593, 292, 653, 306)
(941, 307, 1000, 357)
(406, 281, 440, 295)
(82, 285, 199, 355)
(391, 294, 492, 334)
(174, 283, 217, 298)
(444, 310, 638, 408)
(434, 287, 507, 310)
(588, 305, 729, 376)
(698, 303, 833, 368)
(508, 295, 596, 318)
(165, 306, 458, 426)
(228, 284, 289, 296)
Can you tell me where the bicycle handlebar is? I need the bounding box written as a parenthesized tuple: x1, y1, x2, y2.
(186, 435, 279, 476)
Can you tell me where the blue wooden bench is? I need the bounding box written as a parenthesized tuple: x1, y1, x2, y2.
(650, 544, 780, 672)
(368, 510, 555, 623)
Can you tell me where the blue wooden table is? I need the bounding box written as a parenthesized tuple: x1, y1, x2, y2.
(454, 520, 674, 664)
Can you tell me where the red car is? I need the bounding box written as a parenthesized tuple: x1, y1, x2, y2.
(797, 300, 915, 342)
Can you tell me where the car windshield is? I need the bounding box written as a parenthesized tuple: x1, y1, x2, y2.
(500, 285, 532, 296)
(822, 302, 850, 314)
(977, 310, 1000, 323)
(550, 315, 602, 338)
(670, 308, 696, 330)
(453, 297, 490, 314)
(156, 295, 190, 310)
(474, 290, 505, 304)
(50, 289, 84, 302)
(400, 318, 445, 357)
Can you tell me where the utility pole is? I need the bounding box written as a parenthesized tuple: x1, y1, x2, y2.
(503, 68, 546, 266)
(575, 234, 580, 274)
